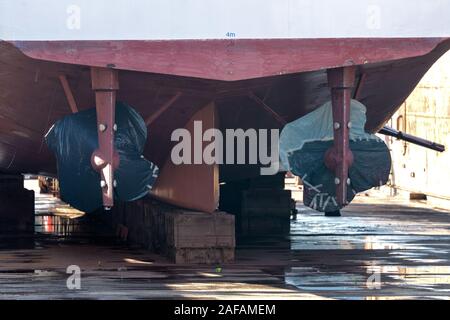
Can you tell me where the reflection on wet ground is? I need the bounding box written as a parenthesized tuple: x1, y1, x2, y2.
(1, 186, 450, 299)
(34, 193, 112, 243)
(282, 201, 450, 299)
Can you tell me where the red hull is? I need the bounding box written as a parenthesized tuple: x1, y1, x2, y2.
(1, 38, 449, 211)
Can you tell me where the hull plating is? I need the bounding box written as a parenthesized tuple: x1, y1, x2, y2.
(0, 38, 449, 211)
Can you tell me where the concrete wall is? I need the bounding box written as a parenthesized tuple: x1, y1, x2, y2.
(387, 51, 450, 209)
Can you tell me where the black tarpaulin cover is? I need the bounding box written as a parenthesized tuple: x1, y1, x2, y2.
(280, 99, 391, 212)
(46, 101, 159, 213)
(288, 139, 391, 212)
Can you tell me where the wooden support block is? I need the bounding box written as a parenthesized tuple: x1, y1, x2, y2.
(239, 189, 292, 236)
(0, 175, 34, 233)
(111, 199, 235, 264)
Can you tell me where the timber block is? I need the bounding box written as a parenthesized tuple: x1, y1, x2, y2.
(111, 199, 235, 264)
(219, 174, 293, 238)
(163, 211, 235, 264)
(0, 175, 35, 233)
(239, 189, 292, 236)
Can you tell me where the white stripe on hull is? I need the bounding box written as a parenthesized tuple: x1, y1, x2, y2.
(1, 0, 449, 41)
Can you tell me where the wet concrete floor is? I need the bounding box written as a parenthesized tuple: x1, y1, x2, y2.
(1, 186, 450, 299)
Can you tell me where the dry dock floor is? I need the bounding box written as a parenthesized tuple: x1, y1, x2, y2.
(1, 189, 450, 300)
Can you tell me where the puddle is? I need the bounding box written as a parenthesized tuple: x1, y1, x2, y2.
(2, 181, 450, 299)
(282, 203, 450, 299)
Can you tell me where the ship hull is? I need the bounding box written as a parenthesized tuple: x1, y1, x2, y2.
(1, 38, 449, 211)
